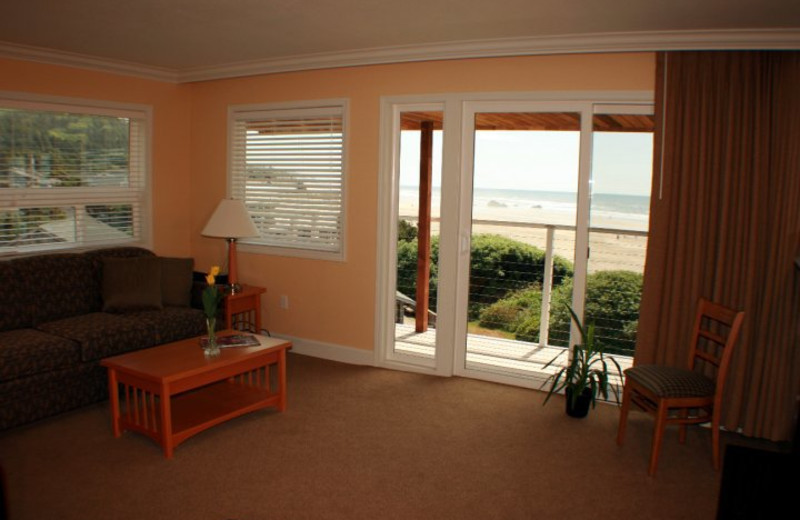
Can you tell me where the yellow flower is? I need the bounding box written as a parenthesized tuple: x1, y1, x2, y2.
(205, 265, 220, 286)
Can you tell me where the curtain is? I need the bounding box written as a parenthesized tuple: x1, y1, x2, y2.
(636, 51, 800, 442)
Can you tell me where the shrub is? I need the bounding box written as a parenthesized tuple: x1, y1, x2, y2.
(396, 236, 440, 311)
(514, 311, 543, 344)
(398, 219, 418, 242)
(397, 233, 573, 319)
(547, 270, 643, 355)
(478, 284, 542, 337)
(467, 234, 572, 319)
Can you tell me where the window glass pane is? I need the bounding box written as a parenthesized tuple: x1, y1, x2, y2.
(587, 115, 654, 360)
(86, 204, 135, 238)
(0, 99, 148, 255)
(230, 103, 346, 258)
(466, 113, 579, 380)
(394, 111, 443, 361)
(0, 207, 74, 246)
(0, 108, 132, 188)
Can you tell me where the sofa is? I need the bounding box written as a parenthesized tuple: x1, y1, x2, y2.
(0, 247, 208, 430)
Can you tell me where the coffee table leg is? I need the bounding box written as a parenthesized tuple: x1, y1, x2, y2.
(107, 368, 121, 437)
(159, 383, 174, 458)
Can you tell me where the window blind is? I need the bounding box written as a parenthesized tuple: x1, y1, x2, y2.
(230, 104, 345, 255)
(0, 100, 148, 255)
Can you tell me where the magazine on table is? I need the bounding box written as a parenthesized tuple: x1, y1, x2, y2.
(200, 334, 261, 348)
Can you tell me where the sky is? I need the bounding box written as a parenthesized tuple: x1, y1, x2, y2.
(400, 130, 653, 196)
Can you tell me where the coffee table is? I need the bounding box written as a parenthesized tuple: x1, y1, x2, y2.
(101, 332, 291, 458)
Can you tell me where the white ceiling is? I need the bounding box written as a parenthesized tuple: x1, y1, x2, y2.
(1, 0, 799, 82)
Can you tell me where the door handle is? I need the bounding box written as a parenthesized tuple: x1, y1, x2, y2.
(460, 234, 470, 254)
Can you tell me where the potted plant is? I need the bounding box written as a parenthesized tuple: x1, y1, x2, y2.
(541, 306, 624, 418)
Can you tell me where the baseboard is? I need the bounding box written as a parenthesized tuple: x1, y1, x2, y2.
(270, 333, 374, 366)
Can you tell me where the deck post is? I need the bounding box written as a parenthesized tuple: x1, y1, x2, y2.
(415, 120, 434, 333)
(538, 225, 556, 346)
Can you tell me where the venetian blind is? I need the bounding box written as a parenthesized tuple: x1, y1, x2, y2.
(230, 104, 345, 255)
(0, 99, 148, 255)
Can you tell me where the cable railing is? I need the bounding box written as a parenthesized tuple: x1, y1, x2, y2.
(398, 216, 646, 358)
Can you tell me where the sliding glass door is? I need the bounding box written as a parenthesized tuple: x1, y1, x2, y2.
(452, 102, 590, 386)
(377, 95, 653, 390)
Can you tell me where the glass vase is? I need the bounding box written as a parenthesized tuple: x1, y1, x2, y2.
(204, 317, 220, 357)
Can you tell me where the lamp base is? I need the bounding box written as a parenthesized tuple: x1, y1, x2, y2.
(226, 237, 241, 295)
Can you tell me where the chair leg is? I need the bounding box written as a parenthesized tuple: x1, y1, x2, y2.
(616, 382, 632, 446)
(678, 408, 688, 444)
(648, 401, 668, 476)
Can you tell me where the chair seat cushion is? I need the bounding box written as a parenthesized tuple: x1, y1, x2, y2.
(624, 364, 715, 398)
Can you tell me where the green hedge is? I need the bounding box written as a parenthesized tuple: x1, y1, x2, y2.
(396, 236, 440, 309)
(549, 271, 643, 355)
(397, 222, 642, 355)
(479, 270, 643, 356)
(397, 231, 573, 318)
(467, 234, 572, 319)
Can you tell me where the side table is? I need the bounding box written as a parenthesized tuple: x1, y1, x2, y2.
(225, 285, 266, 333)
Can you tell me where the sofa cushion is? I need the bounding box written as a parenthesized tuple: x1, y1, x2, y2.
(0, 261, 32, 331)
(37, 312, 158, 362)
(0, 329, 81, 382)
(15, 253, 96, 325)
(85, 247, 157, 310)
(102, 256, 163, 313)
(129, 307, 207, 345)
(0, 363, 107, 431)
(160, 257, 194, 307)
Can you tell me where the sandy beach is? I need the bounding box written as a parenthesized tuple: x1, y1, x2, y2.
(399, 199, 648, 274)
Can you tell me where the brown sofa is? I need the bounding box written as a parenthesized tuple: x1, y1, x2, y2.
(0, 247, 207, 430)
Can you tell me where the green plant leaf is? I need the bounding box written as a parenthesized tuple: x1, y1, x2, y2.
(567, 305, 586, 344)
(542, 302, 628, 412)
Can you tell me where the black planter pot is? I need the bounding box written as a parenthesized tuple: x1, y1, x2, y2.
(565, 387, 593, 418)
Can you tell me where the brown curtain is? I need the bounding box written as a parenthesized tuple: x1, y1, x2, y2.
(636, 51, 800, 442)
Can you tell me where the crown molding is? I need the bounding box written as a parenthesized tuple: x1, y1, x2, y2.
(3, 29, 799, 85)
(0, 41, 179, 83)
(178, 28, 800, 82)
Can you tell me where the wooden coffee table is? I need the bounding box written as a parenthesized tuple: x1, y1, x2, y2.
(101, 332, 291, 458)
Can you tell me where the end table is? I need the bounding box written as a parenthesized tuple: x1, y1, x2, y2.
(225, 285, 266, 333)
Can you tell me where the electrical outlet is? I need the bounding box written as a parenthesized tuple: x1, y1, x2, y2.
(279, 295, 289, 309)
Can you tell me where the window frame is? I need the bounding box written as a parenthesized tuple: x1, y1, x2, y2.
(228, 99, 349, 262)
(0, 91, 152, 256)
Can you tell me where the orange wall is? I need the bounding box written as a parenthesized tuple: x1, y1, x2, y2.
(1, 53, 655, 352)
(0, 58, 193, 257)
(188, 53, 656, 351)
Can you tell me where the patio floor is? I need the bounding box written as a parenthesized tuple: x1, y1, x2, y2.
(394, 322, 633, 387)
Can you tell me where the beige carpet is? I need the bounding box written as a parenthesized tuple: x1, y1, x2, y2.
(0, 353, 726, 519)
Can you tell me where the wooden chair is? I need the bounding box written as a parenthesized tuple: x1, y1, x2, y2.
(616, 298, 745, 476)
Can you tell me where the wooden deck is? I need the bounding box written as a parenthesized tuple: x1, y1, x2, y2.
(394, 323, 632, 387)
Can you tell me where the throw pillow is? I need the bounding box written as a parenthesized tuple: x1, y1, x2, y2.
(102, 256, 163, 313)
(161, 257, 194, 307)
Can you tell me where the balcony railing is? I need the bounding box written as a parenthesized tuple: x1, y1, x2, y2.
(398, 216, 647, 361)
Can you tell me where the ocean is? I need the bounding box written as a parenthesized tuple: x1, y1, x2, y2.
(400, 186, 650, 227)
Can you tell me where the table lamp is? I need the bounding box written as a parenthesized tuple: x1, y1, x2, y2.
(201, 199, 259, 294)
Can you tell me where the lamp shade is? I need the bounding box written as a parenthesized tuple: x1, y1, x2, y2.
(201, 199, 259, 239)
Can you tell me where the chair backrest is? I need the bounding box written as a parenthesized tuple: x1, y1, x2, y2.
(687, 298, 745, 395)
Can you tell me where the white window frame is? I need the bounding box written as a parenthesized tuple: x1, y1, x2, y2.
(228, 99, 349, 262)
(0, 91, 152, 256)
